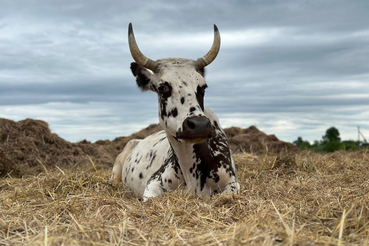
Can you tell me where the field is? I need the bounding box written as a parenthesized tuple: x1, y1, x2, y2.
(1, 150, 369, 245)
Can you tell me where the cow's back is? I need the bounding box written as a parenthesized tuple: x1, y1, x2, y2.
(121, 130, 170, 196)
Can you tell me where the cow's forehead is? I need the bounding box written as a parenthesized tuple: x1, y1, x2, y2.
(156, 58, 196, 68)
(155, 58, 205, 87)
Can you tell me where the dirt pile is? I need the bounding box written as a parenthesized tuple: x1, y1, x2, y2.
(0, 118, 162, 177)
(224, 126, 298, 155)
(0, 118, 81, 177)
(0, 118, 297, 177)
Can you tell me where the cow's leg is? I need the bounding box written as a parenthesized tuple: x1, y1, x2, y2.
(221, 181, 240, 195)
(142, 163, 184, 202)
(142, 179, 164, 202)
(111, 139, 141, 185)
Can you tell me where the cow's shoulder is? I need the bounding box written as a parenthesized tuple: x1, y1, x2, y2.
(122, 130, 171, 195)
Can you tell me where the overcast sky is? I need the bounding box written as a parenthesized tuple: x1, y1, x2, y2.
(1, 0, 368, 143)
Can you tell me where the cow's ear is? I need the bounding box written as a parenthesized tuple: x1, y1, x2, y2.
(130, 62, 154, 91)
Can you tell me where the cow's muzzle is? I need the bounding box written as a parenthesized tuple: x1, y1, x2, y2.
(176, 116, 212, 143)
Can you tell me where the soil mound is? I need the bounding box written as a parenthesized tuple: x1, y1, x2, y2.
(0, 118, 81, 177)
(0, 118, 297, 177)
(0, 119, 163, 177)
(224, 126, 298, 155)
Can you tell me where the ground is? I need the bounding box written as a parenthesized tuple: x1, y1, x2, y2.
(1, 150, 368, 245)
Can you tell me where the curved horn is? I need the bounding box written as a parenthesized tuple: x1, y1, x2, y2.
(195, 24, 221, 69)
(128, 23, 157, 71)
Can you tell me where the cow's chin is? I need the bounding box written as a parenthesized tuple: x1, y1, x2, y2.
(180, 137, 208, 144)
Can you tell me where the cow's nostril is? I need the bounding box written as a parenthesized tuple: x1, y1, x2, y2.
(187, 120, 196, 130)
(206, 121, 211, 130)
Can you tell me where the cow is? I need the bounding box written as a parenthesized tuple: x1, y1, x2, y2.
(112, 23, 240, 201)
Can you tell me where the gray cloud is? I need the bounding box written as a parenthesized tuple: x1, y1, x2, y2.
(1, 0, 369, 143)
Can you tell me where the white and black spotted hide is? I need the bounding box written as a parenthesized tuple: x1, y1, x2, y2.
(112, 81, 240, 200)
(112, 25, 239, 200)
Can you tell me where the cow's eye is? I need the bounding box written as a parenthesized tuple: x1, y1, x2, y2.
(157, 82, 172, 98)
(158, 85, 169, 93)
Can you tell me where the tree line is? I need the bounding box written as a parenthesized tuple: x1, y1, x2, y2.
(293, 127, 367, 152)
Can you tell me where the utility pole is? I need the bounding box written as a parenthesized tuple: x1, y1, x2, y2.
(358, 126, 360, 142)
(358, 126, 369, 146)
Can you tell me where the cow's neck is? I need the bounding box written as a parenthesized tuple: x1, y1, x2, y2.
(167, 135, 211, 194)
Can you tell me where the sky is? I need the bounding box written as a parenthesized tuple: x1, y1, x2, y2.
(1, 0, 368, 143)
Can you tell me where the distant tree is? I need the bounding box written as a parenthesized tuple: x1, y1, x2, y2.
(341, 140, 360, 151)
(293, 137, 304, 147)
(322, 127, 341, 143)
(293, 137, 311, 150)
(323, 141, 342, 152)
(299, 127, 365, 153)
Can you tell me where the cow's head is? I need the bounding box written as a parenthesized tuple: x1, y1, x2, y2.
(128, 23, 220, 144)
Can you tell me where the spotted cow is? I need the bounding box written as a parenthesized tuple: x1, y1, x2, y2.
(112, 23, 240, 201)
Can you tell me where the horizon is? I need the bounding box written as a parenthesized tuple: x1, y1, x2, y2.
(1, 117, 366, 146)
(1, 0, 368, 143)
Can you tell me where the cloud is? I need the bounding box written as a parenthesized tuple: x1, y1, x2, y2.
(0, 0, 369, 143)
(0, 102, 158, 142)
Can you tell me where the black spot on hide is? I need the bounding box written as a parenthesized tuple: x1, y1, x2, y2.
(181, 97, 185, 104)
(159, 82, 172, 120)
(146, 148, 181, 189)
(192, 123, 235, 191)
(189, 162, 196, 174)
(146, 153, 156, 170)
(153, 137, 166, 147)
(171, 108, 178, 117)
(139, 173, 143, 179)
(196, 85, 207, 111)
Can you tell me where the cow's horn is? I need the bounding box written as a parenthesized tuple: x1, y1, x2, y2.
(128, 23, 157, 71)
(196, 24, 221, 69)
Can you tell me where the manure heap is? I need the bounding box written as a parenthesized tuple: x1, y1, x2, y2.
(0, 118, 297, 177)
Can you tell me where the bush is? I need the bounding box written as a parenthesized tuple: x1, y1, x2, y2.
(341, 141, 361, 151)
(322, 141, 342, 152)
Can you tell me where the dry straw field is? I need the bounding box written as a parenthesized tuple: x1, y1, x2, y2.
(1, 151, 368, 245)
(1, 119, 369, 245)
